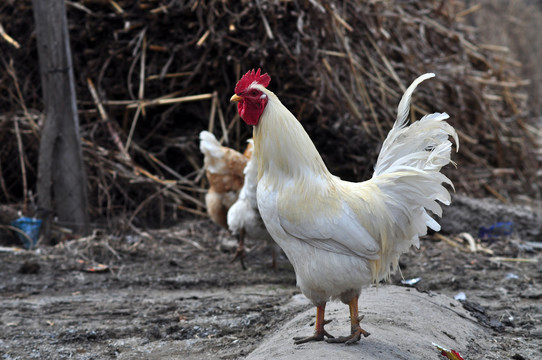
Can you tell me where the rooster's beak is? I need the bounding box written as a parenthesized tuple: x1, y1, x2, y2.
(230, 94, 243, 103)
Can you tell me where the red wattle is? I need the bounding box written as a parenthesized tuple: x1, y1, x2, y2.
(238, 97, 266, 126)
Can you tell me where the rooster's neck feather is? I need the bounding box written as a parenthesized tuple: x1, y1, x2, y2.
(253, 89, 333, 188)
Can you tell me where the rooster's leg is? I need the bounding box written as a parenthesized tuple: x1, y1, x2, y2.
(293, 304, 334, 344)
(326, 296, 370, 345)
(231, 228, 246, 270)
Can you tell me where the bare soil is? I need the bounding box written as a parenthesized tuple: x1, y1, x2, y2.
(1, 197, 541, 359)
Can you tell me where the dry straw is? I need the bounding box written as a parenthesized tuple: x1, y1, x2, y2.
(0, 0, 540, 230)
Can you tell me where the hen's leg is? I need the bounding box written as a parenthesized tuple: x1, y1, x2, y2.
(231, 228, 246, 270)
(293, 304, 334, 344)
(270, 247, 277, 271)
(326, 296, 370, 345)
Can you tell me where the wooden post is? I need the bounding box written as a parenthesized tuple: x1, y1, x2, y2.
(32, 0, 90, 241)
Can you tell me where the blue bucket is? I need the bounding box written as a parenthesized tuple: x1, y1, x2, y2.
(11, 217, 42, 249)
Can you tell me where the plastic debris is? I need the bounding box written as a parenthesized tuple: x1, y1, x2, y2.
(502, 315, 515, 327)
(517, 241, 542, 253)
(10, 217, 42, 249)
(457, 232, 494, 254)
(77, 260, 109, 273)
(524, 241, 542, 250)
(458, 232, 477, 252)
(490, 256, 538, 263)
(401, 277, 421, 286)
(454, 292, 466, 301)
(478, 221, 513, 239)
(84, 263, 109, 272)
(505, 273, 519, 280)
(433, 343, 465, 360)
(0, 246, 24, 252)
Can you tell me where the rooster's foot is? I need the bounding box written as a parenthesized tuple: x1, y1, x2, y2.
(326, 316, 370, 345)
(293, 319, 333, 344)
(293, 331, 334, 344)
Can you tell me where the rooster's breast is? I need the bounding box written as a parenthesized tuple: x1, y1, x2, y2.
(256, 178, 375, 305)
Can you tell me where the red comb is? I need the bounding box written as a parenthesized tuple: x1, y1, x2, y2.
(235, 68, 271, 94)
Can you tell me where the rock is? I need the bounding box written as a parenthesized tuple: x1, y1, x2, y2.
(247, 286, 490, 360)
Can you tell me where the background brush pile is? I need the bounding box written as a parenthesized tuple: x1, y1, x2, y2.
(0, 0, 540, 227)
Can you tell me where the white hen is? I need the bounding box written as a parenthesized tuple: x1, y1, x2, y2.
(227, 140, 279, 269)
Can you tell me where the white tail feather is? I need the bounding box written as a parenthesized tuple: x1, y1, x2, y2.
(368, 74, 459, 280)
(395, 73, 435, 129)
(374, 74, 458, 177)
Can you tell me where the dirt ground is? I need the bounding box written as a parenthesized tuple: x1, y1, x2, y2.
(1, 196, 541, 359)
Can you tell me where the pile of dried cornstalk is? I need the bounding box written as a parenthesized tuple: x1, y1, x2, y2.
(0, 0, 540, 230)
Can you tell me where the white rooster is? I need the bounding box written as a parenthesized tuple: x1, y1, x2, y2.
(227, 140, 280, 270)
(230, 69, 458, 345)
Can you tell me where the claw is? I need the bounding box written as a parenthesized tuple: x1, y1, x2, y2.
(293, 329, 334, 344)
(325, 326, 370, 345)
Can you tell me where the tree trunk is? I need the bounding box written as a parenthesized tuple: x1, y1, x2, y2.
(33, 0, 90, 241)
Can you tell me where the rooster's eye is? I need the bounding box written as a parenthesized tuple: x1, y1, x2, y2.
(250, 90, 258, 96)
